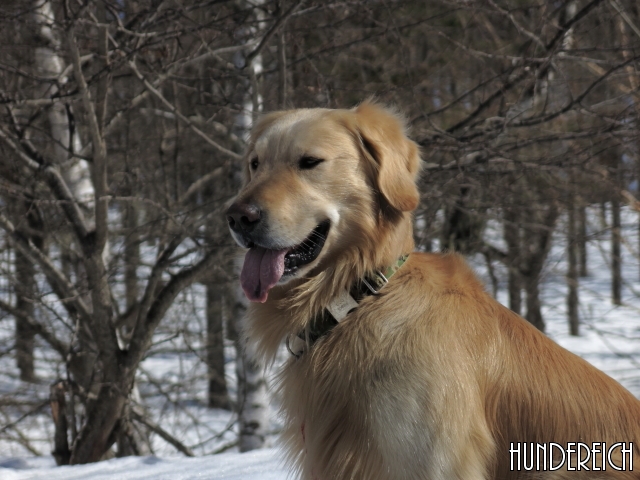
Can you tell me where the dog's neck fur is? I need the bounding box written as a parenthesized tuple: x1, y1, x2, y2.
(244, 211, 414, 363)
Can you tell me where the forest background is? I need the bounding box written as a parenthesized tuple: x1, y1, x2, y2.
(0, 0, 638, 466)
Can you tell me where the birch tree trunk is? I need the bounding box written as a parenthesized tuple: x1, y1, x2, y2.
(228, 271, 269, 452)
(32, 0, 96, 394)
(32, 0, 100, 415)
(12, 0, 70, 383)
(228, 0, 269, 451)
(33, 1, 91, 203)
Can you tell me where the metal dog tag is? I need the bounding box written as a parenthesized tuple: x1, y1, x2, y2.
(326, 289, 358, 322)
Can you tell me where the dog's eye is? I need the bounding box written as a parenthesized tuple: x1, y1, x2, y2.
(299, 156, 324, 170)
(250, 157, 259, 171)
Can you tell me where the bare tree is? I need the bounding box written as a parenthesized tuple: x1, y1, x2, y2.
(567, 190, 580, 336)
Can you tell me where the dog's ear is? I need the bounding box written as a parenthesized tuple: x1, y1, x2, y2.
(352, 101, 421, 212)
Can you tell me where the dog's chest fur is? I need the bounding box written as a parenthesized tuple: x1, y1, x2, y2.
(273, 264, 442, 479)
(261, 255, 497, 480)
(282, 316, 417, 477)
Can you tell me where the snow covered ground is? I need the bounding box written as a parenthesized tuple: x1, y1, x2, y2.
(2, 206, 640, 479)
(1, 448, 287, 480)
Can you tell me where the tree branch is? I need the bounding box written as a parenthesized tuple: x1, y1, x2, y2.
(510, 54, 640, 128)
(244, 0, 307, 66)
(0, 213, 92, 324)
(128, 59, 242, 161)
(0, 127, 89, 240)
(126, 249, 221, 371)
(130, 409, 194, 457)
(178, 164, 227, 204)
(440, 0, 606, 136)
(486, 0, 545, 50)
(610, 0, 640, 40)
(0, 298, 69, 356)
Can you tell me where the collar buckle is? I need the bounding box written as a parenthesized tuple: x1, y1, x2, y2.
(286, 334, 305, 359)
(362, 270, 388, 295)
(287, 254, 409, 359)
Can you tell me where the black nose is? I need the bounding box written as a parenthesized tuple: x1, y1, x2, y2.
(226, 202, 262, 233)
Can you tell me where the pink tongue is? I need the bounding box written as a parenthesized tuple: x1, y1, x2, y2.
(240, 247, 288, 302)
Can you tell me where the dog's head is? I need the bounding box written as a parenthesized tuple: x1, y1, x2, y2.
(227, 101, 421, 303)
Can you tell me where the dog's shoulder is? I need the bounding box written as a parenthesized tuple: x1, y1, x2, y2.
(355, 251, 496, 342)
(396, 251, 488, 300)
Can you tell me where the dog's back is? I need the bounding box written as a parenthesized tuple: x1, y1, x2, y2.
(409, 253, 640, 479)
(487, 298, 640, 478)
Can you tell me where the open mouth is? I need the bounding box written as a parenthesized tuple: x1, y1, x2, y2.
(240, 220, 331, 303)
(283, 220, 330, 276)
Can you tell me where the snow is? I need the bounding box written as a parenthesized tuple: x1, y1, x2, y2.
(1, 449, 287, 480)
(2, 206, 640, 479)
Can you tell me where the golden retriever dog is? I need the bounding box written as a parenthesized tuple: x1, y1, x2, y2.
(226, 100, 640, 479)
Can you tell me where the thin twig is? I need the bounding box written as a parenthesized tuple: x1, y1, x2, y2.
(0, 127, 89, 240)
(486, 0, 545, 49)
(130, 409, 195, 457)
(0, 213, 92, 323)
(245, 0, 307, 66)
(609, 0, 640, 40)
(0, 298, 69, 355)
(0, 400, 49, 435)
(179, 165, 227, 204)
(128, 59, 242, 161)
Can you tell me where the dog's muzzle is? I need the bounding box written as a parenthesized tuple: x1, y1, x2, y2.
(226, 201, 332, 303)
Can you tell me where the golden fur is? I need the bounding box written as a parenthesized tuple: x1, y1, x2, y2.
(229, 101, 640, 479)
